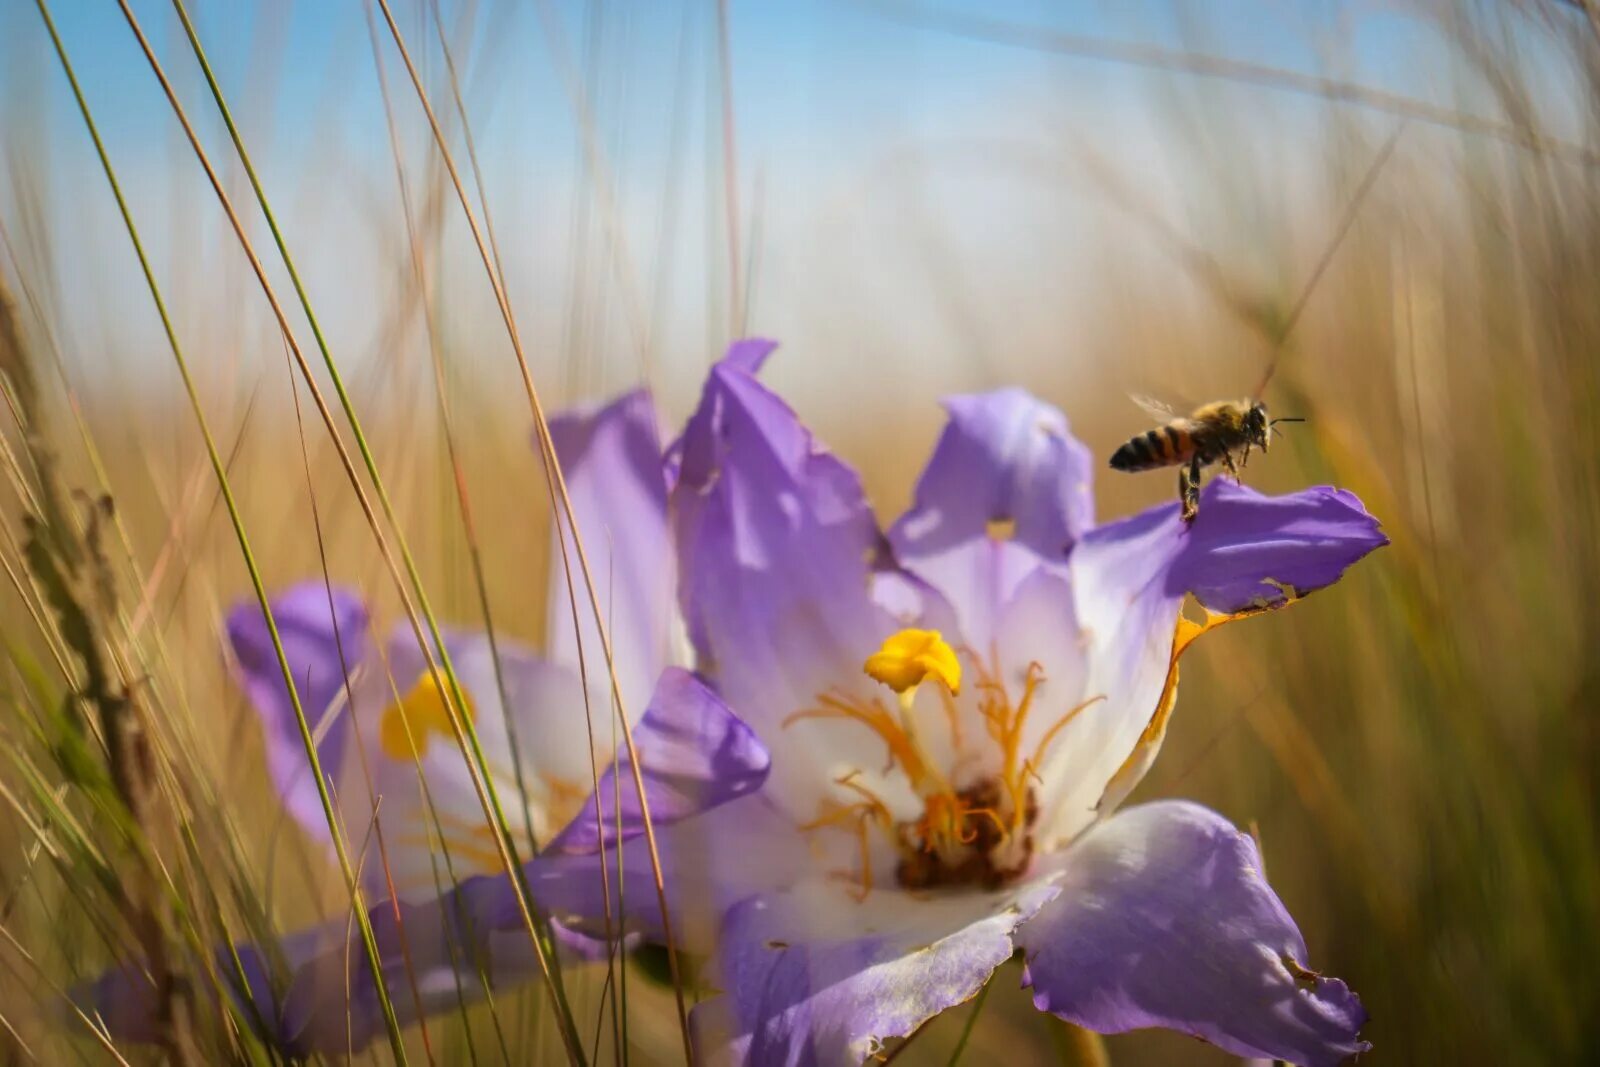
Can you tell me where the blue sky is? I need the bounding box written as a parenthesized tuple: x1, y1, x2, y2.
(0, 1, 1578, 415)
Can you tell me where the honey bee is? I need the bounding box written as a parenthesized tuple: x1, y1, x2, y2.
(1109, 396, 1302, 524)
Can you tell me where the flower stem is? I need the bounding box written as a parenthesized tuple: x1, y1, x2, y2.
(1047, 1017, 1111, 1067)
(947, 978, 993, 1065)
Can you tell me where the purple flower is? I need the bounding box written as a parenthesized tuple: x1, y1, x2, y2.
(224, 389, 684, 902)
(529, 342, 1384, 1066)
(81, 390, 768, 1053)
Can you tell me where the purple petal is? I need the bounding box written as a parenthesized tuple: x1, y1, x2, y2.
(1083, 479, 1388, 617)
(78, 923, 341, 1051)
(225, 582, 369, 840)
(545, 667, 770, 856)
(669, 342, 898, 808)
(1019, 801, 1369, 1067)
(1039, 480, 1387, 828)
(82, 901, 597, 1056)
(326, 626, 588, 900)
(522, 795, 807, 951)
(281, 884, 600, 1055)
(724, 336, 781, 375)
(887, 389, 1094, 647)
(694, 878, 1060, 1066)
(664, 337, 781, 490)
(279, 895, 514, 1054)
(542, 388, 672, 715)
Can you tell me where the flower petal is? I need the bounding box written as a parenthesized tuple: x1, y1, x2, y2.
(1087, 479, 1388, 617)
(345, 626, 599, 900)
(669, 343, 898, 812)
(225, 582, 369, 841)
(693, 877, 1061, 1066)
(278, 896, 554, 1055)
(887, 389, 1094, 648)
(1019, 801, 1368, 1067)
(1036, 480, 1387, 838)
(82, 901, 598, 1056)
(518, 793, 805, 953)
(545, 667, 770, 856)
(77, 923, 341, 1051)
(542, 388, 673, 715)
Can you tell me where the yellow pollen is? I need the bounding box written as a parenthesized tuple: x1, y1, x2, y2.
(864, 628, 962, 695)
(379, 671, 476, 760)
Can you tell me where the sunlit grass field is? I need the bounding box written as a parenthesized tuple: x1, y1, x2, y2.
(2, 2, 1598, 1064)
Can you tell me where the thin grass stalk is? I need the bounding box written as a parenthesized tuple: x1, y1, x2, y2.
(370, 0, 546, 887)
(1252, 121, 1408, 395)
(0, 921, 133, 1066)
(423, 0, 510, 302)
(1, 223, 167, 647)
(105, 5, 580, 1058)
(716, 0, 742, 335)
(370, 2, 696, 1058)
(0, 1007, 38, 1064)
(388, 32, 574, 1008)
(150, 8, 587, 1056)
(0, 517, 74, 686)
(28, 1, 410, 1058)
(527, 0, 652, 371)
(282, 364, 442, 1067)
(355, 8, 539, 1057)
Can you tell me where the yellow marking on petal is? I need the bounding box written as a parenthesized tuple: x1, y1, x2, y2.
(985, 517, 1017, 541)
(1094, 605, 1247, 813)
(864, 628, 962, 695)
(541, 773, 589, 830)
(379, 671, 476, 761)
(393, 819, 504, 876)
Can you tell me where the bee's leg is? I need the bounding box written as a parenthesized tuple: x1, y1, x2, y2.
(1189, 456, 1205, 520)
(1240, 442, 1252, 470)
(1221, 449, 1241, 484)
(1180, 458, 1201, 524)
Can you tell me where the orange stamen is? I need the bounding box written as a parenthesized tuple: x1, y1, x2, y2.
(784, 693, 931, 786)
(849, 810, 874, 901)
(937, 683, 965, 753)
(796, 774, 892, 900)
(1031, 694, 1108, 768)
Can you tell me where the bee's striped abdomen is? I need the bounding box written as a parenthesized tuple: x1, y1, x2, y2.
(1109, 423, 1194, 472)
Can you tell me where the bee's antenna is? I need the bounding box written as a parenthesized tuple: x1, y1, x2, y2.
(1252, 122, 1407, 400)
(1268, 416, 1305, 442)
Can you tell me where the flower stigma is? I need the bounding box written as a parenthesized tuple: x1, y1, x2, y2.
(863, 628, 962, 695)
(787, 628, 1102, 896)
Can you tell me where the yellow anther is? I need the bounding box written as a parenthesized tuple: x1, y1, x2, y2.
(379, 671, 475, 760)
(864, 629, 962, 695)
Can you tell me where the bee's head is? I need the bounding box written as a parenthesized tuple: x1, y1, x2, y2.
(1245, 402, 1271, 450)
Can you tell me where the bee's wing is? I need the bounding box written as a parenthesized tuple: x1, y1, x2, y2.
(1128, 393, 1179, 421)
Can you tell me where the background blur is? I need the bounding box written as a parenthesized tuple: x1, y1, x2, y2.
(2, 1, 1598, 1063)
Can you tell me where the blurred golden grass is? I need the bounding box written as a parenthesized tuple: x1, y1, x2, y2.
(4, 1, 1600, 1064)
